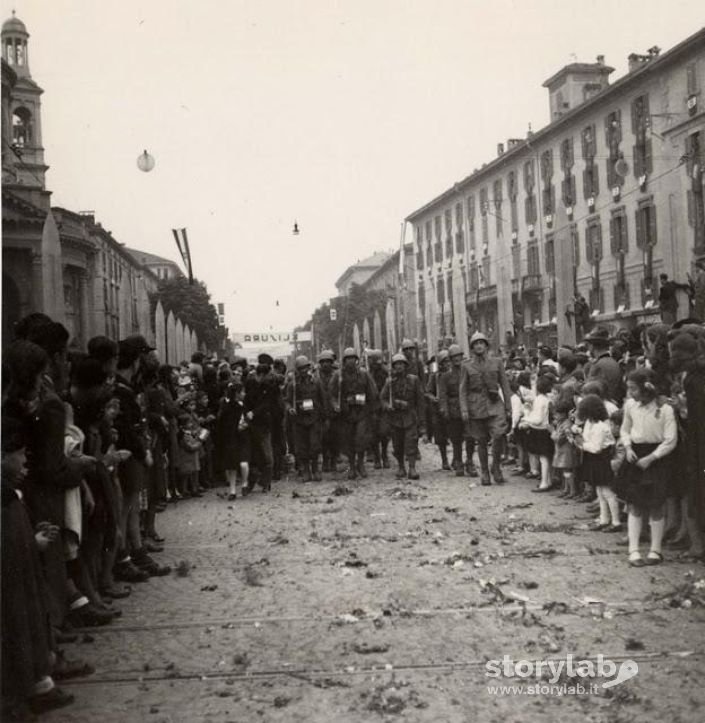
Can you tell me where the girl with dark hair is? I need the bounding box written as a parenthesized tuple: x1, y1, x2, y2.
(576, 394, 620, 531)
(621, 368, 678, 566)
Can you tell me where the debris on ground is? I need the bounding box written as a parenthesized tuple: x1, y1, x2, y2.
(651, 572, 705, 609)
(333, 484, 353, 496)
(175, 560, 192, 577)
(200, 584, 218, 591)
(362, 679, 427, 715)
(243, 565, 264, 587)
(625, 637, 645, 651)
(353, 641, 390, 654)
(268, 533, 289, 545)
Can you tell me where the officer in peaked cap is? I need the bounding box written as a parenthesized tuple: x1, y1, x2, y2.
(330, 347, 378, 479)
(459, 331, 512, 485)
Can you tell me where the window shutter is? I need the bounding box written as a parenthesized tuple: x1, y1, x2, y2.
(621, 214, 628, 254)
(594, 223, 603, 260)
(635, 207, 645, 249)
(687, 191, 695, 226)
(645, 138, 653, 174)
(586, 228, 594, 264)
(648, 206, 657, 247)
(572, 227, 580, 266)
(609, 217, 617, 255)
(631, 99, 638, 135)
(593, 164, 600, 197)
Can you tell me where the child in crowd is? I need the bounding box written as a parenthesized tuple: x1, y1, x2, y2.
(621, 368, 678, 566)
(520, 374, 554, 492)
(176, 396, 203, 498)
(551, 397, 579, 499)
(576, 394, 620, 532)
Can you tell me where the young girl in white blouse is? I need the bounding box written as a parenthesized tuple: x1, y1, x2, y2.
(519, 375, 554, 492)
(576, 394, 620, 531)
(620, 368, 678, 567)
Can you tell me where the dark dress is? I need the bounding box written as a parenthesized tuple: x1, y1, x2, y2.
(683, 368, 705, 526)
(1, 485, 52, 701)
(623, 443, 672, 509)
(217, 397, 251, 469)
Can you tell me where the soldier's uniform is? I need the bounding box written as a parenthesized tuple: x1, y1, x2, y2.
(426, 351, 450, 469)
(380, 354, 426, 479)
(330, 348, 379, 479)
(315, 350, 339, 472)
(285, 356, 328, 481)
(400, 339, 427, 458)
(367, 350, 391, 469)
(459, 332, 512, 485)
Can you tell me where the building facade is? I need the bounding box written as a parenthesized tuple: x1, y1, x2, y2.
(335, 251, 392, 296)
(1, 13, 177, 348)
(407, 29, 705, 353)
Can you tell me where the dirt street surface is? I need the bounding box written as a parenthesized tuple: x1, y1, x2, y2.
(49, 445, 705, 723)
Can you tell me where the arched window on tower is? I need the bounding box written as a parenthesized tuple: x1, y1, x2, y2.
(12, 107, 32, 147)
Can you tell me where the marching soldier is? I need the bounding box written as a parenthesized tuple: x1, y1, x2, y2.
(330, 348, 378, 480)
(285, 356, 328, 481)
(400, 338, 427, 457)
(439, 344, 477, 477)
(381, 353, 426, 480)
(315, 349, 338, 473)
(426, 350, 451, 470)
(459, 332, 512, 486)
(367, 349, 391, 469)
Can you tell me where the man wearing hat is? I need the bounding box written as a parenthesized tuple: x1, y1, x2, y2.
(439, 344, 477, 477)
(426, 350, 451, 470)
(459, 331, 512, 485)
(401, 338, 427, 387)
(285, 356, 328, 481)
(380, 353, 426, 480)
(367, 349, 391, 469)
(584, 326, 624, 404)
(330, 348, 378, 479)
(316, 350, 339, 472)
(244, 353, 281, 492)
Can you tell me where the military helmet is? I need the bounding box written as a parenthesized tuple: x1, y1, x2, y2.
(295, 355, 311, 369)
(448, 343, 463, 358)
(391, 352, 409, 365)
(318, 349, 335, 362)
(342, 347, 359, 360)
(470, 331, 489, 348)
(366, 348, 382, 360)
(401, 338, 416, 350)
(437, 350, 450, 363)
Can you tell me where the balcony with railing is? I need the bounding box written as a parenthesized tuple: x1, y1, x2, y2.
(521, 274, 543, 293)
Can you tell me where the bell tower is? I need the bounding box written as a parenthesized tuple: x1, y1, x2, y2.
(2, 11, 49, 199)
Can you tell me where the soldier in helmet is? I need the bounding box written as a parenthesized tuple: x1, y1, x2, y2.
(330, 348, 379, 479)
(285, 355, 328, 481)
(439, 344, 477, 477)
(315, 349, 338, 473)
(367, 349, 391, 469)
(426, 350, 451, 470)
(381, 353, 426, 479)
(401, 338, 428, 457)
(459, 332, 512, 485)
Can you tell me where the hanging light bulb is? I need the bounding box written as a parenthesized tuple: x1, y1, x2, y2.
(293, 221, 300, 235)
(137, 149, 155, 172)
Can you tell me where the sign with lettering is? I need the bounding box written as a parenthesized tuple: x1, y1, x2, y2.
(232, 331, 311, 344)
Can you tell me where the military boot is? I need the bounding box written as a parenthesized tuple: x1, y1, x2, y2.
(311, 458, 322, 482)
(440, 446, 451, 471)
(357, 453, 368, 479)
(407, 458, 420, 480)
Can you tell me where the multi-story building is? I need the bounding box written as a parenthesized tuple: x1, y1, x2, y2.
(407, 28, 705, 353)
(335, 251, 392, 296)
(125, 247, 184, 281)
(1, 13, 175, 348)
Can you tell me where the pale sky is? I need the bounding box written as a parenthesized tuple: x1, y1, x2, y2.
(15, 0, 705, 333)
